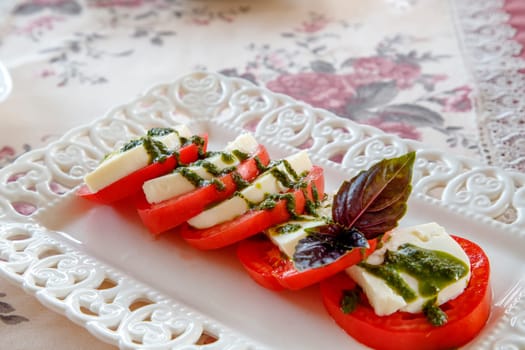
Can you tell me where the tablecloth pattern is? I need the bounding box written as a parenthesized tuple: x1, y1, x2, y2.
(0, 0, 523, 349)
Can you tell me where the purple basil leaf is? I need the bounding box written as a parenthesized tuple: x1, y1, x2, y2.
(355, 201, 407, 229)
(355, 203, 408, 238)
(293, 227, 368, 271)
(333, 152, 415, 239)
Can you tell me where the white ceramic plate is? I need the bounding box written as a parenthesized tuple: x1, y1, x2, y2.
(1, 72, 524, 350)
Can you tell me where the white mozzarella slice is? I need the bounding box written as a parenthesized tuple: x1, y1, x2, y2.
(346, 222, 471, 316)
(224, 133, 259, 154)
(143, 133, 259, 204)
(267, 197, 332, 259)
(267, 217, 325, 259)
(84, 126, 190, 193)
(187, 150, 313, 229)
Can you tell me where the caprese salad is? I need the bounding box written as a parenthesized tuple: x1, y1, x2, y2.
(78, 125, 207, 204)
(77, 127, 492, 350)
(236, 151, 416, 291)
(136, 133, 271, 235)
(320, 223, 491, 350)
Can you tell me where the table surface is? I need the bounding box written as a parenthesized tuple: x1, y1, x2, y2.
(0, 0, 524, 349)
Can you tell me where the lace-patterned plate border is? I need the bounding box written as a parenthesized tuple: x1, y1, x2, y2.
(453, 0, 525, 172)
(0, 72, 524, 349)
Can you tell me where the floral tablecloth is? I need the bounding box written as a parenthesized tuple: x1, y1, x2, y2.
(0, 0, 524, 349)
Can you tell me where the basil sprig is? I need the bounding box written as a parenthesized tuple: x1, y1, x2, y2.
(293, 152, 416, 271)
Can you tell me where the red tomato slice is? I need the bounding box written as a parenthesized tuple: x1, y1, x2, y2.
(178, 166, 325, 250)
(136, 145, 271, 235)
(77, 135, 207, 205)
(236, 235, 378, 291)
(320, 235, 492, 350)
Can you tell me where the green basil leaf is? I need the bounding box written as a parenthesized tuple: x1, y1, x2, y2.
(332, 152, 415, 239)
(293, 227, 368, 271)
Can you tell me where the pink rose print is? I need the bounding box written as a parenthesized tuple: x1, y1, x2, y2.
(387, 62, 421, 89)
(362, 117, 421, 140)
(352, 56, 421, 89)
(442, 86, 472, 112)
(295, 12, 332, 33)
(0, 146, 16, 162)
(88, 0, 144, 7)
(266, 73, 355, 113)
(353, 56, 396, 78)
(34, 0, 67, 4)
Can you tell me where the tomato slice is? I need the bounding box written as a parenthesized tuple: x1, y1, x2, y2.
(236, 235, 378, 291)
(77, 135, 207, 204)
(136, 145, 271, 235)
(178, 166, 325, 250)
(320, 235, 492, 350)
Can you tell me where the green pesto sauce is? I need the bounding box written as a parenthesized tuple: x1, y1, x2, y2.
(230, 159, 319, 219)
(235, 190, 298, 218)
(186, 135, 206, 158)
(176, 153, 239, 189)
(270, 167, 295, 189)
(112, 128, 200, 165)
(201, 161, 221, 176)
(253, 156, 267, 173)
(282, 159, 300, 180)
(177, 167, 203, 187)
(359, 243, 469, 326)
(231, 172, 250, 190)
(360, 244, 468, 300)
(232, 149, 249, 162)
(147, 127, 175, 137)
(340, 289, 361, 314)
(119, 132, 172, 164)
(384, 243, 469, 297)
(144, 138, 171, 163)
(120, 138, 142, 153)
(220, 152, 235, 164)
(210, 178, 226, 191)
(311, 182, 320, 202)
(177, 165, 227, 191)
(359, 262, 418, 302)
(423, 297, 448, 326)
(275, 223, 302, 234)
(303, 182, 321, 216)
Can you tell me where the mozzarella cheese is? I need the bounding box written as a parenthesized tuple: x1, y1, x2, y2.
(187, 150, 313, 229)
(346, 222, 471, 316)
(267, 217, 325, 259)
(266, 198, 332, 258)
(143, 133, 259, 204)
(84, 125, 192, 193)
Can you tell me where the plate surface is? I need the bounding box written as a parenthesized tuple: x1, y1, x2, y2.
(1, 72, 525, 350)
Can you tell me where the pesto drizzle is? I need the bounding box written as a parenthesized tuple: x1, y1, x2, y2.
(275, 223, 302, 234)
(230, 159, 322, 219)
(117, 127, 179, 164)
(383, 243, 469, 297)
(253, 156, 267, 173)
(231, 172, 251, 190)
(340, 289, 361, 314)
(173, 148, 252, 191)
(358, 243, 469, 326)
(105, 128, 207, 166)
(423, 297, 448, 326)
